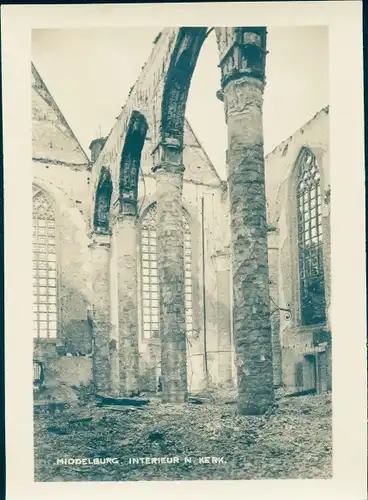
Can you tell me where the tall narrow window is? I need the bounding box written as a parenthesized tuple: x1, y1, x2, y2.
(140, 204, 193, 340)
(296, 148, 326, 326)
(32, 186, 58, 339)
(183, 216, 193, 336)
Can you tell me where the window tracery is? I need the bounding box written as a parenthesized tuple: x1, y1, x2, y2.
(140, 204, 193, 339)
(296, 148, 326, 326)
(32, 187, 58, 339)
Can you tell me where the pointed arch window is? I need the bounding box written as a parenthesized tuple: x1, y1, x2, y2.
(140, 204, 193, 340)
(296, 148, 326, 326)
(32, 186, 58, 339)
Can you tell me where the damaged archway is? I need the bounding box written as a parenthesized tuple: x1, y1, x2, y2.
(116, 110, 148, 396)
(91, 166, 113, 395)
(154, 27, 274, 414)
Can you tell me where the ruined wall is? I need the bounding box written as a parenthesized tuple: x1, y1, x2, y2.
(86, 28, 234, 394)
(32, 27, 331, 397)
(33, 39, 233, 396)
(32, 166, 93, 377)
(90, 29, 181, 208)
(107, 121, 232, 394)
(265, 107, 330, 392)
(32, 63, 93, 389)
(32, 63, 89, 169)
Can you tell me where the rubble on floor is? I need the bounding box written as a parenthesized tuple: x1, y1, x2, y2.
(33, 390, 332, 481)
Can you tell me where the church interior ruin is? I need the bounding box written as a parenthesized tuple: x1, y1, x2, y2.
(32, 27, 332, 416)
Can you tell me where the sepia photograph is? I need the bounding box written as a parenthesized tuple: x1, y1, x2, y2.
(2, 2, 366, 498)
(31, 25, 332, 481)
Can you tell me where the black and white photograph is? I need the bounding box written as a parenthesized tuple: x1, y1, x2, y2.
(30, 24, 332, 482)
(2, 2, 366, 498)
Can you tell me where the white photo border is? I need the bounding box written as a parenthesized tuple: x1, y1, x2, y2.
(2, 2, 366, 499)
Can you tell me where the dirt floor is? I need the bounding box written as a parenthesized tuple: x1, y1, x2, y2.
(33, 389, 332, 482)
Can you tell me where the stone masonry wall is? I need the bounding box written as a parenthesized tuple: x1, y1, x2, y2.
(32, 31, 330, 396)
(108, 159, 232, 394)
(265, 107, 330, 392)
(32, 63, 92, 390)
(33, 164, 93, 390)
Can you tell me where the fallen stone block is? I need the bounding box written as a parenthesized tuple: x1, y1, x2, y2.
(97, 396, 150, 407)
(188, 396, 205, 405)
(102, 405, 144, 412)
(47, 426, 69, 435)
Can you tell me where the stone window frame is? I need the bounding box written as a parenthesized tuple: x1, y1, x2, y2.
(288, 146, 328, 332)
(32, 184, 61, 341)
(138, 200, 199, 344)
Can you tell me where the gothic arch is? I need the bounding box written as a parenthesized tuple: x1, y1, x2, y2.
(152, 26, 274, 411)
(119, 110, 148, 215)
(160, 28, 207, 145)
(160, 27, 267, 145)
(93, 166, 113, 234)
(292, 147, 321, 188)
(33, 176, 87, 227)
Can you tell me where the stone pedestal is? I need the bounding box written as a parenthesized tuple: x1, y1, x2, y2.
(153, 140, 188, 403)
(115, 214, 140, 396)
(90, 233, 112, 395)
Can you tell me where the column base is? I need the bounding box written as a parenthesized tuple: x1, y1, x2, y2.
(237, 394, 275, 416)
(161, 391, 188, 404)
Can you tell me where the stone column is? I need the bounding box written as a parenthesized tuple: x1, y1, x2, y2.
(114, 212, 140, 396)
(217, 27, 274, 414)
(152, 138, 188, 403)
(90, 232, 112, 395)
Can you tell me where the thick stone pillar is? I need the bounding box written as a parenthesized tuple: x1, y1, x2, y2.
(152, 139, 188, 403)
(114, 212, 140, 396)
(217, 27, 274, 414)
(90, 232, 112, 395)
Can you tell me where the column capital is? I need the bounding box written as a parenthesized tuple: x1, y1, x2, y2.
(151, 137, 185, 174)
(111, 211, 137, 229)
(110, 199, 138, 226)
(217, 27, 268, 91)
(119, 199, 138, 217)
(88, 231, 111, 249)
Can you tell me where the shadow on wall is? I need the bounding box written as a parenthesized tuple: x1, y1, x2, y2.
(58, 281, 93, 356)
(137, 274, 235, 393)
(33, 274, 284, 397)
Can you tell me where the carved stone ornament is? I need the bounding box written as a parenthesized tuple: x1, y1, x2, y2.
(216, 27, 267, 90)
(223, 77, 264, 123)
(151, 138, 184, 173)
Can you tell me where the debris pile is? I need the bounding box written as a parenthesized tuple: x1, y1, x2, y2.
(34, 391, 332, 482)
